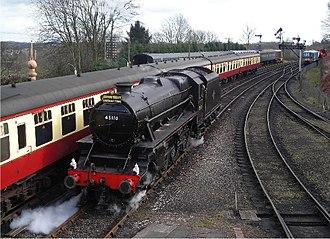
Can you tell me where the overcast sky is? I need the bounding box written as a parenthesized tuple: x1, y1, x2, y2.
(0, 0, 329, 45)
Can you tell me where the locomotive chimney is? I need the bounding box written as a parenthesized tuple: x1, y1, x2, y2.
(115, 82, 132, 94)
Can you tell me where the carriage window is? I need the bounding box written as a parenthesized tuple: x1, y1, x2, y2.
(17, 124, 26, 149)
(61, 103, 76, 135)
(1, 123, 10, 162)
(1, 136, 10, 162)
(35, 122, 53, 146)
(0, 123, 9, 136)
(83, 98, 95, 126)
(34, 110, 53, 146)
(83, 98, 94, 109)
(34, 110, 52, 124)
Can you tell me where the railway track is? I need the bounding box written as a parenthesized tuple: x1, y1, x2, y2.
(270, 75, 330, 214)
(244, 65, 330, 237)
(274, 77, 330, 139)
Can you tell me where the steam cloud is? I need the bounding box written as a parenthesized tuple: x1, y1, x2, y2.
(143, 172, 154, 185)
(128, 190, 146, 210)
(190, 136, 204, 147)
(108, 203, 121, 215)
(10, 193, 82, 235)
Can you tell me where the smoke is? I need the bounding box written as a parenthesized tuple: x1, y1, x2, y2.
(128, 190, 146, 210)
(190, 136, 204, 147)
(10, 193, 82, 235)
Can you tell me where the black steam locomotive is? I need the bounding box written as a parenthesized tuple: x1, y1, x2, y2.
(65, 66, 222, 201)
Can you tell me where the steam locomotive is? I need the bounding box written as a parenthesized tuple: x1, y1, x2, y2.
(64, 66, 222, 202)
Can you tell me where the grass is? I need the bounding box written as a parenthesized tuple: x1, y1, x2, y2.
(304, 67, 321, 88)
(194, 217, 218, 228)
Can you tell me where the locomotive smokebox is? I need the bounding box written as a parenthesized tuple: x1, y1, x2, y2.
(115, 82, 132, 94)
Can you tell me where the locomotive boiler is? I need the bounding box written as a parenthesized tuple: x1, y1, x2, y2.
(64, 66, 222, 202)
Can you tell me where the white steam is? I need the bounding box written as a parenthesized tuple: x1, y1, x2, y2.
(108, 203, 121, 215)
(190, 136, 204, 147)
(143, 172, 154, 185)
(10, 193, 82, 235)
(128, 190, 146, 210)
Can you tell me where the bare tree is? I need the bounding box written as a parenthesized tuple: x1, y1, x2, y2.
(1, 42, 27, 84)
(190, 30, 219, 44)
(33, 0, 139, 74)
(33, 0, 82, 73)
(1, 43, 20, 76)
(78, 0, 138, 62)
(241, 24, 256, 50)
(154, 14, 192, 43)
(321, 2, 330, 41)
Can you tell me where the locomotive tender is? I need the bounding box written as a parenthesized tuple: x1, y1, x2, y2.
(65, 66, 222, 197)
